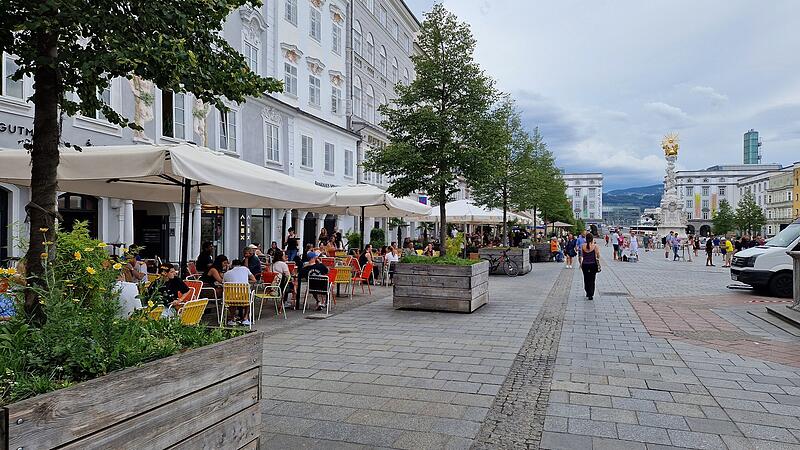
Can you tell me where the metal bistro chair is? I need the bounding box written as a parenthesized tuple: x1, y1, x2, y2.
(385, 261, 397, 286)
(303, 270, 332, 315)
(332, 265, 353, 300)
(178, 299, 209, 325)
(221, 283, 254, 329)
(185, 279, 219, 318)
(352, 262, 374, 296)
(320, 257, 336, 268)
(148, 305, 164, 320)
(254, 272, 286, 320)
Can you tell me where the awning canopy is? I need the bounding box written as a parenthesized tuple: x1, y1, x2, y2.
(310, 184, 431, 218)
(426, 199, 532, 224)
(547, 221, 574, 228)
(0, 144, 335, 209)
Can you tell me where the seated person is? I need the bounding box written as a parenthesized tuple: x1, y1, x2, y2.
(223, 259, 255, 326)
(147, 263, 190, 317)
(121, 252, 146, 283)
(243, 246, 262, 281)
(201, 255, 228, 298)
(297, 251, 329, 311)
(271, 249, 294, 308)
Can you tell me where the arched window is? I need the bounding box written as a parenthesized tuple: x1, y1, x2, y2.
(353, 76, 363, 118)
(57, 193, 99, 237)
(403, 67, 410, 85)
(378, 93, 388, 124)
(366, 33, 375, 65)
(365, 85, 375, 123)
(353, 21, 362, 55)
(391, 57, 399, 83)
(378, 46, 387, 76)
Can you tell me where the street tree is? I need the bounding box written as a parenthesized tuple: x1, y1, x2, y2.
(471, 98, 529, 246)
(712, 199, 736, 235)
(734, 191, 766, 236)
(1, 0, 283, 314)
(364, 4, 496, 255)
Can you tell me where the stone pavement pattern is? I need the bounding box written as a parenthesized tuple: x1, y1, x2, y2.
(258, 246, 800, 449)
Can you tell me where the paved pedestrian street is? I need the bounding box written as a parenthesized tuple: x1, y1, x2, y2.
(258, 247, 800, 449)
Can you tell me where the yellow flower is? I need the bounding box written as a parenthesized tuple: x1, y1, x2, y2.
(147, 300, 155, 308)
(40, 252, 48, 259)
(42, 241, 54, 245)
(72, 298, 79, 303)
(113, 262, 123, 270)
(39, 227, 49, 232)
(39, 300, 45, 305)
(86, 267, 96, 275)
(97, 242, 107, 248)
(6, 268, 16, 275)
(83, 247, 94, 253)
(74, 251, 82, 261)
(120, 247, 127, 254)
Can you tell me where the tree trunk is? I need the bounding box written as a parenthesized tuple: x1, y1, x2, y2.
(532, 206, 537, 242)
(24, 34, 61, 317)
(502, 194, 508, 247)
(439, 185, 447, 256)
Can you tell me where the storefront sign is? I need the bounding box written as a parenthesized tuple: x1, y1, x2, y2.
(314, 181, 338, 188)
(418, 195, 428, 205)
(0, 121, 33, 137)
(238, 208, 251, 255)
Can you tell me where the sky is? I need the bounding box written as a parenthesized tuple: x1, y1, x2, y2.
(404, 0, 800, 191)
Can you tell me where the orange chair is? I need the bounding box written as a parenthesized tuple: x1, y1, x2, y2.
(326, 268, 338, 306)
(320, 257, 336, 268)
(261, 271, 278, 284)
(352, 262, 373, 295)
(349, 258, 361, 278)
(286, 262, 297, 274)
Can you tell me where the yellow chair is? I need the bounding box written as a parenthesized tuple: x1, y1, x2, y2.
(433, 251, 440, 257)
(221, 283, 254, 329)
(148, 305, 164, 320)
(253, 274, 285, 320)
(332, 265, 353, 300)
(335, 251, 347, 258)
(178, 299, 209, 325)
(415, 250, 423, 255)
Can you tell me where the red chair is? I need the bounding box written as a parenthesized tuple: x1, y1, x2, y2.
(261, 270, 278, 284)
(320, 257, 335, 268)
(286, 262, 297, 274)
(349, 258, 361, 278)
(326, 268, 338, 306)
(352, 262, 373, 295)
(185, 279, 218, 318)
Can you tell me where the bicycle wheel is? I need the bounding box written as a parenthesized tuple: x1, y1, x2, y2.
(503, 259, 520, 277)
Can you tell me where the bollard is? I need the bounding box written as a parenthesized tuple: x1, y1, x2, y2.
(789, 251, 800, 311)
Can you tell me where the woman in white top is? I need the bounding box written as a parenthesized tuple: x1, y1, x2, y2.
(223, 259, 255, 326)
(271, 249, 293, 308)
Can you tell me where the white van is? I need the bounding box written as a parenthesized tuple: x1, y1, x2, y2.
(730, 218, 800, 298)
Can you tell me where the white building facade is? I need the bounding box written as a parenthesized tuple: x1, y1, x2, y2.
(0, 0, 427, 262)
(563, 173, 604, 223)
(675, 164, 781, 236)
(765, 169, 795, 237)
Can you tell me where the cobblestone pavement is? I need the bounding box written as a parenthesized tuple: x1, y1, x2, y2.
(258, 246, 800, 449)
(542, 246, 800, 449)
(260, 262, 562, 449)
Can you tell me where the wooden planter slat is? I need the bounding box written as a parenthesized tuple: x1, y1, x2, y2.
(393, 261, 489, 313)
(478, 248, 532, 275)
(6, 331, 262, 450)
(171, 403, 260, 450)
(61, 369, 259, 450)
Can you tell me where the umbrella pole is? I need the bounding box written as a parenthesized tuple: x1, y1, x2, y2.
(360, 206, 365, 250)
(180, 179, 191, 278)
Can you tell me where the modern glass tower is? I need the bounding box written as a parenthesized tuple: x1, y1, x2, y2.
(743, 129, 761, 164)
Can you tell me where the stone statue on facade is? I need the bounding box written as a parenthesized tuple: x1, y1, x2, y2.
(656, 133, 687, 237)
(193, 98, 210, 146)
(129, 76, 154, 142)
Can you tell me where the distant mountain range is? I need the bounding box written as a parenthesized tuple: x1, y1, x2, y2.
(603, 184, 663, 209)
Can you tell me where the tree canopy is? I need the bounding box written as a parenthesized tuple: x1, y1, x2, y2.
(734, 191, 766, 236)
(2, 0, 283, 314)
(712, 199, 736, 236)
(364, 4, 496, 255)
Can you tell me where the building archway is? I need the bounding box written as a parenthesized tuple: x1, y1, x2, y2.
(57, 193, 98, 237)
(685, 224, 696, 236)
(699, 224, 711, 237)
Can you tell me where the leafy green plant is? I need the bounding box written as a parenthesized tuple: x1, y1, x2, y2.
(0, 225, 244, 406)
(345, 230, 362, 250)
(445, 232, 465, 257)
(400, 255, 480, 266)
(370, 228, 386, 248)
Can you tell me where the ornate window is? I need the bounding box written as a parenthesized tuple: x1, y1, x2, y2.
(95, 86, 112, 121)
(378, 46, 387, 76)
(285, 0, 297, 25)
(217, 107, 238, 154)
(1, 54, 23, 99)
(365, 85, 375, 123)
(332, 23, 342, 54)
(353, 76, 362, 117)
(324, 142, 335, 173)
(365, 33, 375, 65)
(309, 6, 322, 41)
(161, 90, 188, 140)
(344, 149, 354, 177)
(331, 86, 342, 114)
(264, 121, 280, 163)
(284, 63, 298, 96)
(301, 135, 313, 167)
(391, 57, 398, 83)
(308, 74, 321, 107)
(403, 68, 410, 85)
(353, 21, 363, 56)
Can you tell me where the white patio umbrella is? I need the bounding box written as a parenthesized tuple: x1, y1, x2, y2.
(0, 143, 336, 270)
(427, 199, 531, 224)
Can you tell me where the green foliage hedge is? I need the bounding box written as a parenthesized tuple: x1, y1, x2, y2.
(399, 255, 481, 266)
(0, 223, 244, 406)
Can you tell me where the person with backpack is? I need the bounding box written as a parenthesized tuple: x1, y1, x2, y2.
(705, 237, 714, 266)
(581, 232, 601, 300)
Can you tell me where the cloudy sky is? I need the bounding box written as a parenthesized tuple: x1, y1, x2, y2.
(404, 0, 800, 190)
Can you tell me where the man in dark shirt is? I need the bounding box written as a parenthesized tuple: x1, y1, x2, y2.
(148, 263, 191, 309)
(296, 251, 329, 311)
(285, 228, 300, 262)
(195, 241, 214, 273)
(243, 246, 261, 280)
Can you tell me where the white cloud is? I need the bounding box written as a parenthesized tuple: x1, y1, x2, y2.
(644, 102, 692, 125)
(690, 86, 729, 105)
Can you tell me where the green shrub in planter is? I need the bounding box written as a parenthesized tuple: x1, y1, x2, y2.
(0, 223, 244, 405)
(370, 228, 385, 248)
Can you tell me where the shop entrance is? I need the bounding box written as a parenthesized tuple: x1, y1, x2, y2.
(201, 206, 225, 257)
(0, 188, 8, 262)
(57, 193, 98, 237)
(133, 202, 170, 260)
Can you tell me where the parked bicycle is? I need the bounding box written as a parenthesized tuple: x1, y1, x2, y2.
(481, 249, 520, 277)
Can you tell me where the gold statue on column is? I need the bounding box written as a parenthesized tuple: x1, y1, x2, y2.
(662, 132, 679, 157)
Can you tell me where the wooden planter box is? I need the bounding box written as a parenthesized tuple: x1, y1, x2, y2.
(2, 331, 262, 450)
(393, 260, 489, 313)
(479, 247, 532, 275)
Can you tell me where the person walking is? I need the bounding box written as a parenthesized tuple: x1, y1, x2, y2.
(672, 233, 681, 261)
(722, 237, 734, 267)
(686, 234, 693, 262)
(581, 233, 601, 300)
(604, 234, 609, 247)
(629, 231, 639, 260)
(611, 229, 620, 261)
(576, 231, 587, 265)
(564, 233, 577, 269)
(705, 236, 714, 266)
(663, 234, 670, 259)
